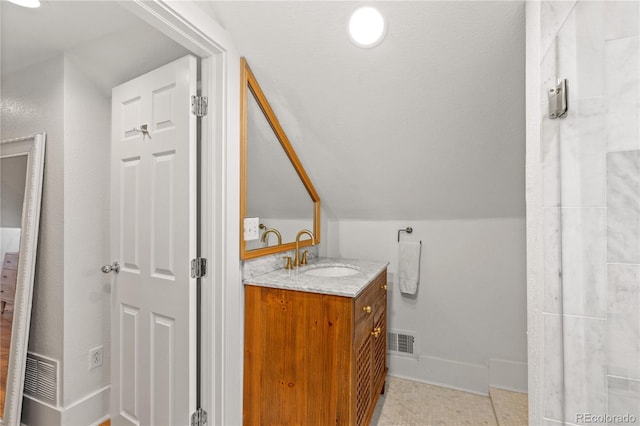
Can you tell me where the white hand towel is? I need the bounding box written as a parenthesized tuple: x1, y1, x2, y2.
(398, 241, 421, 295)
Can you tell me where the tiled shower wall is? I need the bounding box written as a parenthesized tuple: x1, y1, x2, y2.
(540, 1, 640, 424)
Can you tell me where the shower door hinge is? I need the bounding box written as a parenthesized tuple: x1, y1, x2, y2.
(548, 79, 568, 119)
(191, 95, 208, 117)
(191, 408, 208, 426)
(191, 257, 207, 279)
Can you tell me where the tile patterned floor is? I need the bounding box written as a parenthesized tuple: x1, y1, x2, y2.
(372, 376, 528, 426)
(490, 387, 529, 426)
(82, 378, 530, 426)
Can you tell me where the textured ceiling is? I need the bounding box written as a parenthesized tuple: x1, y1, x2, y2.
(206, 1, 526, 220)
(2, 1, 526, 221)
(1, 1, 190, 94)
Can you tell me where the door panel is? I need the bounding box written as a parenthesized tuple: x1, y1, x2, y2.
(120, 158, 141, 272)
(151, 151, 176, 279)
(120, 305, 139, 422)
(151, 313, 174, 424)
(111, 55, 197, 426)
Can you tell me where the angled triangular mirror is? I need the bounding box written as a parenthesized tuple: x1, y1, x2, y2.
(240, 58, 320, 260)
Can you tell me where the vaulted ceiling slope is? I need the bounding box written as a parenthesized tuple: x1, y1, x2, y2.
(207, 1, 525, 220)
(1, 1, 190, 95)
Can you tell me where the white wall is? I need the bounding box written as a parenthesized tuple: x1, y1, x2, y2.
(1, 55, 111, 425)
(328, 218, 527, 394)
(1, 156, 28, 228)
(0, 228, 21, 263)
(245, 218, 314, 251)
(62, 57, 111, 413)
(1, 55, 66, 378)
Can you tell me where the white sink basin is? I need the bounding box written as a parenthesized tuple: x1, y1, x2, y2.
(303, 265, 360, 277)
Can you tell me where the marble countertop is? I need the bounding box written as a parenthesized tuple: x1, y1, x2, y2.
(243, 257, 389, 297)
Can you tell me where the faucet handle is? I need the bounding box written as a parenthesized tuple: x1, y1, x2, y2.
(283, 256, 293, 270)
(300, 250, 309, 265)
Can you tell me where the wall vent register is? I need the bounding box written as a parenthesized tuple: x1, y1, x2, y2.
(24, 352, 58, 405)
(388, 329, 417, 358)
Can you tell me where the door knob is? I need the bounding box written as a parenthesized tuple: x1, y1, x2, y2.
(101, 261, 120, 274)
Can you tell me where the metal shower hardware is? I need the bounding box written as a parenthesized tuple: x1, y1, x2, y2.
(397, 227, 413, 242)
(548, 79, 568, 119)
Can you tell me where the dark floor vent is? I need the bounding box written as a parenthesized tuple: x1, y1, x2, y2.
(24, 352, 58, 405)
(388, 329, 418, 358)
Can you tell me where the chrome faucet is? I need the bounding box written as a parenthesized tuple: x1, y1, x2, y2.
(294, 229, 315, 267)
(260, 227, 282, 247)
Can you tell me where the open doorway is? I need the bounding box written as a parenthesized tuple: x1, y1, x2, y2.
(1, 2, 199, 424)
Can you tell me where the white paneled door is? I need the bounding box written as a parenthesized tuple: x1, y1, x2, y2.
(110, 55, 197, 426)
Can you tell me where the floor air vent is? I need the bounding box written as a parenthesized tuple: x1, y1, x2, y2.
(388, 329, 418, 358)
(24, 352, 58, 405)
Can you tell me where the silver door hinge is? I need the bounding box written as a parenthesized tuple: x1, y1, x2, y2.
(191, 408, 208, 426)
(191, 95, 208, 117)
(191, 258, 207, 278)
(548, 79, 568, 119)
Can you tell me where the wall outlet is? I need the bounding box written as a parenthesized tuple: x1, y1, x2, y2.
(243, 217, 260, 241)
(89, 346, 103, 370)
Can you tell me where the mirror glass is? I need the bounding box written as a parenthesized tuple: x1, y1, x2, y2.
(0, 156, 26, 419)
(241, 58, 320, 259)
(0, 133, 45, 425)
(245, 92, 314, 250)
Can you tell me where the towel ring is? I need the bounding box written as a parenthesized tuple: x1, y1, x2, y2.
(397, 227, 413, 242)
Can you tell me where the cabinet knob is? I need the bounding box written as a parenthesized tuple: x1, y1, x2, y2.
(371, 327, 382, 338)
(381, 284, 388, 291)
(362, 306, 372, 314)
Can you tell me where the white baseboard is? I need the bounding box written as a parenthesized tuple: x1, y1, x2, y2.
(543, 417, 578, 426)
(489, 358, 528, 393)
(61, 385, 110, 426)
(21, 386, 109, 426)
(388, 353, 489, 395)
(91, 415, 110, 426)
(388, 354, 529, 396)
(22, 396, 61, 426)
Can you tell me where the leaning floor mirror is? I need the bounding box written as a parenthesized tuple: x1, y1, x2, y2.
(0, 133, 45, 425)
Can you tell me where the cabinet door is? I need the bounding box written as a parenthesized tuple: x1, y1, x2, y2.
(371, 306, 386, 390)
(354, 328, 372, 426)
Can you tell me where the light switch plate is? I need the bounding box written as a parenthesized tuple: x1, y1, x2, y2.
(244, 217, 260, 241)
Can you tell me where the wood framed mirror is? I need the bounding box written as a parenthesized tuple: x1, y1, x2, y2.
(240, 58, 320, 260)
(0, 133, 45, 425)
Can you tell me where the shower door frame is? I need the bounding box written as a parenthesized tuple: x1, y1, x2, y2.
(525, 1, 545, 424)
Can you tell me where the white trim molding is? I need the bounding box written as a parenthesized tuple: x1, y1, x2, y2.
(117, 2, 242, 425)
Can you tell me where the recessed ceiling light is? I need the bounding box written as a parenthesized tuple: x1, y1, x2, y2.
(348, 6, 387, 48)
(7, 0, 41, 8)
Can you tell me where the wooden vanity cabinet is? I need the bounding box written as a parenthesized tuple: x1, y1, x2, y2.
(243, 269, 388, 426)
